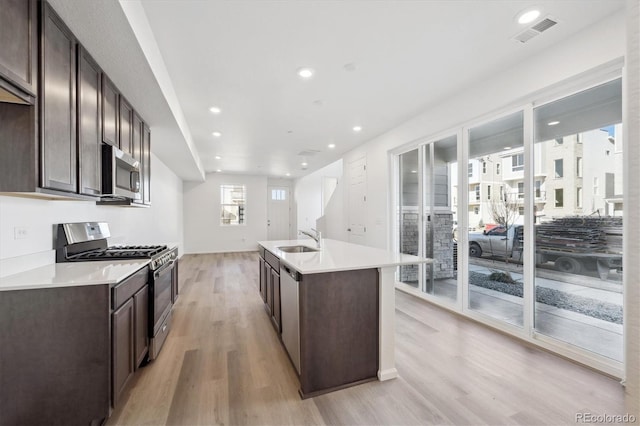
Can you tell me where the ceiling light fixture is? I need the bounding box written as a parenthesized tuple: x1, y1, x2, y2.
(216, 169, 222, 173)
(547, 121, 560, 126)
(209, 106, 222, 114)
(286, 173, 291, 177)
(352, 126, 362, 132)
(328, 143, 336, 149)
(517, 9, 540, 24)
(503, 146, 512, 150)
(212, 131, 222, 137)
(297, 67, 315, 79)
(301, 162, 308, 167)
(411, 170, 417, 174)
(215, 155, 222, 160)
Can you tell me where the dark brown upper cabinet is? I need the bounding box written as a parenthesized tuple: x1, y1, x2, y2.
(119, 96, 133, 155)
(101, 74, 119, 147)
(77, 45, 102, 197)
(40, 1, 77, 193)
(142, 123, 151, 205)
(0, 0, 37, 97)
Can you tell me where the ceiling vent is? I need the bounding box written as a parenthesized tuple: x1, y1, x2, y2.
(513, 16, 558, 43)
(297, 149, 321, 157)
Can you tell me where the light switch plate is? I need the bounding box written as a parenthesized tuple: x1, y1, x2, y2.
(14, 227, 28, 239)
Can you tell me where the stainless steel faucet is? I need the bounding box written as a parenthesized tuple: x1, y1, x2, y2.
(299, 228, 322, 248)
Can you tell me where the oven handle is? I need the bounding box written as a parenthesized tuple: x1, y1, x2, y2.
(154, 260, 175, 279)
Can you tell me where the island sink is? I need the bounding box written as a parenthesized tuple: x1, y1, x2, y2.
(277, 245, 319, 253)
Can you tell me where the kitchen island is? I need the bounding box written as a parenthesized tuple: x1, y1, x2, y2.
(257, 238, 430, 398)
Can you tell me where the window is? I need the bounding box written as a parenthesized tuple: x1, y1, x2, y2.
(555, 188, 563, 207)
(475, 185, 480, 201)
(473, 207, 479, 215)
(576, 133, 582, 144)
(496, 163, 501, 174)
(517, 182, 524, 199)
(271, 189, 286, 200)
(554, 159, 563, 178)
(499, 185, 504, 200)
(487, 185, 491, 200)
(576, 187, 583, 208)
(220, 185, 246, 225)
(518, 207, 525, 215)
(482, 162, 487, 174)
(511, 154, 524, 171)
(593, 177, 599, 195)
(555, 138, 564, 145)
(576, 157, 583, 177)
(535, 180, 542, 198)
(468, 163, 473, 177)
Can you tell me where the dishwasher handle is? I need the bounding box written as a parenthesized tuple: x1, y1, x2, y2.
(281, 265, 299, 281)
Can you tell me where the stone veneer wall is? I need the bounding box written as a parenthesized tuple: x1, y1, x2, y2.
(399, 208, 455, 283)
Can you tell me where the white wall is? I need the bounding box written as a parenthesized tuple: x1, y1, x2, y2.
(0, 154, 184, 276)
(293, 159, 344, 240)
(335, 10, 626, 250)
(183, 173, 267, 253)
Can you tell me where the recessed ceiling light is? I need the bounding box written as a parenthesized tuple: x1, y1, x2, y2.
(352, 126, 362, 132)
(411, 170, 417, 174)
(216, 169, 222, 173)
(215, 155, 222, 160)
(301, 162, 308, 166)
(517, 9, 540, 24)
(547, 121, 560, 126)
(503, 146, 512, 150)
(209, 106, 222, 114)
(297, 67, 314, 79)
(328, 143, 336, 149)
(286, 173, 291, 177)
(212, 131, 222, 137)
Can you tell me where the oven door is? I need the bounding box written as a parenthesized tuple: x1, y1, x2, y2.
(152, 260, 174, 336)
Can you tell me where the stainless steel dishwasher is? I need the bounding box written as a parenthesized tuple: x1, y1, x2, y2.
(280, 265, 300, 374)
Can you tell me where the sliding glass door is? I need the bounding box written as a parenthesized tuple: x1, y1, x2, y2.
(532, 79, 623, 362)
(467, 111, 525, 327)
(397, 137, 458, 304)
(394, 75, 624, 372)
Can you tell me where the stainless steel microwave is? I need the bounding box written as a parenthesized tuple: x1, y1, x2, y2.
(101, 144, 141, 200)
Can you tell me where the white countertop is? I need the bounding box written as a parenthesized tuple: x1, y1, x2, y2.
(0, 260, 150, 292)
(257, 238, 431, 274)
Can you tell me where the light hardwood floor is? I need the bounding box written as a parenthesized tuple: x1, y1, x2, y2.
(107, 252, 626, 425)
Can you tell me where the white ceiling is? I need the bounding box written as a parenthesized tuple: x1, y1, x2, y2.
(49, 0, 626, 181)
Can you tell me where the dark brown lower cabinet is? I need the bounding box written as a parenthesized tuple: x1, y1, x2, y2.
(0, 285, 110, 425)
(112, 297, 135, 407)
(111, 267, 149, 408)
(271, 267, 281, 332)
(134, 285, 149, 369)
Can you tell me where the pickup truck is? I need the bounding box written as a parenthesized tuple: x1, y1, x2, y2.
(468, 225, 622, 279)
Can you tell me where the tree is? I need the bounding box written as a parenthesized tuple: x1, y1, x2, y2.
(488, 191, 520, 264)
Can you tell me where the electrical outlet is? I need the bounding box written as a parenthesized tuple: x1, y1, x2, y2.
(14, 227, 28, 240)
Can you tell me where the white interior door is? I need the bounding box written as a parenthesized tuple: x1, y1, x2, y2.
(348, 156, 367, 244)
(267, 186, 290, 240)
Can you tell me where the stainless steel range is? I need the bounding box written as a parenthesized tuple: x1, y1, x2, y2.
(56, 222, 177, 361)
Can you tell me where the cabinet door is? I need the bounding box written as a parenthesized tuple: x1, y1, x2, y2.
(101, 75, 118, 147)
(119, 96, 133, 155)
(142, 124, 151, 205)
(40, 2, 77, 193)
(0, 0, 37, 95)
(132, 112, 143, 203)
(77, 45, 102, 196)
(112, 298, 134, 407)
(271, 269, 281, 333)
(259, 257, 266, 300)
(133, 285, 149, 369)
(266, 265, 273, 316)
